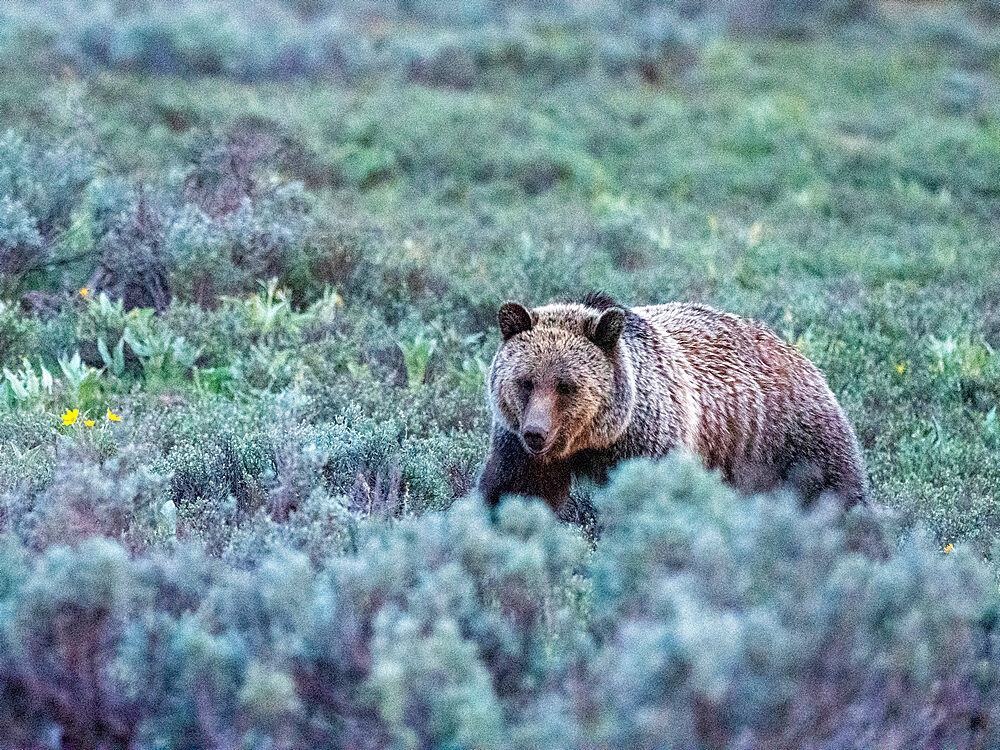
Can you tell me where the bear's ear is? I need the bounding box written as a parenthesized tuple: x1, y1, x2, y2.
(589, 307, 625, 354)
(498, 302, 533, 341)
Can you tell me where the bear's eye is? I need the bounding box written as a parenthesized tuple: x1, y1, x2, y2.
(556, 381, 577, 396)
(517, 378, 533, 392)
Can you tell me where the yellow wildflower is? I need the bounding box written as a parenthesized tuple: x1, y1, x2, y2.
(944, 543, 954, 554)
(84, 419, 95, 427)
(79, 287, 89, 297)
(107, 408, 121, 422)
(896, 363, 905, 374)
(61, 408, 79, 426)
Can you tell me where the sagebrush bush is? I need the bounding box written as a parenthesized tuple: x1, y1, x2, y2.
(0, 0, 881, 91)
(0, 196, 45, 284)
(0, 122, 322, 306)
(2, 444, 170, 553)
(0, 459, 998, 746)
(0, 130, 94, 290)
(0, 130, 93, 240)
(0, 387, 481, 561)
(90, 192, 172, 312)
(582, 459, 1000, 747)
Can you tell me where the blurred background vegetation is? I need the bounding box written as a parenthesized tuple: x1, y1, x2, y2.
(1, 0, 1000, 745)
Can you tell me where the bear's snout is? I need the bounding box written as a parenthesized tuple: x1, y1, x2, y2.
(521, 390, 555, 454)
(522, 428, 548, 454)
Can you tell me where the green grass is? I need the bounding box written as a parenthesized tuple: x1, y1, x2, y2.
(5, 23, 999, 550)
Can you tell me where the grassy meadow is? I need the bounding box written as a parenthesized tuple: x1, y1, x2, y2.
(1, 0, 1000, 745)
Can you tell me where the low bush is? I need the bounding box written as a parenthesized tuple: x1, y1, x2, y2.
(0, 458, 998, 746)
(0, 0, 884, 88)
(0, 130, 94, 290)
(0, 129, 319, 307)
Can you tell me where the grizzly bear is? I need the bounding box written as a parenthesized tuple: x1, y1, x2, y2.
(478, 293, 868, 512)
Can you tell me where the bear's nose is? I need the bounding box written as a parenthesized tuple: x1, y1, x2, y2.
(523, 429, 548, 453)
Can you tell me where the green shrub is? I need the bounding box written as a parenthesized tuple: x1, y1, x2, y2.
(0, 131, 95, 290)
(0, 300, 39, 370)
(1, 459, 999, 745)
(0, 197, 44, 285)
(0, 130, 94, 240)
(0, 0, 881, 90)
(3, 446, 170, 552)
(580, 458, 1000, 746)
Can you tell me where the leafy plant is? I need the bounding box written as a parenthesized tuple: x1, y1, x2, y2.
(97, 335, 126, 378)
(57, 350, 102, 408)
(928, 334, 996, 378)
(2, 358, 55, 409)
(122, 326, 201, 386)
(224, 278, 297, 344)
(399, 329, 438, 389)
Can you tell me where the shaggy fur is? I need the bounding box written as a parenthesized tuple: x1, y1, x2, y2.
(478, 293, 868, 512)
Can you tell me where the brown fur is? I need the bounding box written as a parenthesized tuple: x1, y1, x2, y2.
(478, 294, 868, 512)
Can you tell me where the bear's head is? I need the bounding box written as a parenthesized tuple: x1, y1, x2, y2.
(488, 300, 634, 460)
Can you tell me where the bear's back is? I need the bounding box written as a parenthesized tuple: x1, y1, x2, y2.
(635, 302, 766, 347)
(632, 302, 804, 382)
(627, 302, 865, 505)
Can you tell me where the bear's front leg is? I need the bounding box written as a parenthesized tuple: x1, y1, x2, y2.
(478, 425, 571, 512)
